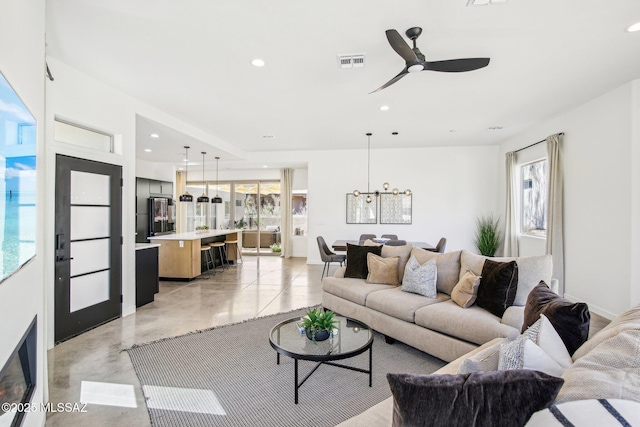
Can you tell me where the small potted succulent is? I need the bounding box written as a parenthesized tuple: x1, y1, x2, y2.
(300, 308, 337, 342)
(270, 242, 282, 253)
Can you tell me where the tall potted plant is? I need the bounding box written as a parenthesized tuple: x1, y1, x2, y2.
(474, 215, 501, 256)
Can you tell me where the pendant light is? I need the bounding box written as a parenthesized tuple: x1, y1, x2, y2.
(179, 146, 193, 202)
(352, 133, 410, 203)
(197, 152, 209, 203)
(211, 156, 222, 204)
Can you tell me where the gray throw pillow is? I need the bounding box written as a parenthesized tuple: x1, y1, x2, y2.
(401, 256, 437, 298)
(387, 370, 564, 427)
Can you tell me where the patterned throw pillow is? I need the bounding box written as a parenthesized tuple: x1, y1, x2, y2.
(498, 334, 565, 378)
(401, 256, 437, 298)
(451, 270, 482, 308)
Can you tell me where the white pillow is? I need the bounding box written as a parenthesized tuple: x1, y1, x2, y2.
(523, 314, 572, 369)
(498, 334, 566, 378)
(401, 256, 437, 298)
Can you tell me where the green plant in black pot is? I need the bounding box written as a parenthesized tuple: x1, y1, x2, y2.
(300, 308, 337, 342)
(474, 215, 502, 256)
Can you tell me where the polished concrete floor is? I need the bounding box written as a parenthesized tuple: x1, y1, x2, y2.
(45, 257, 610, 426)
(46, 256, 326, 426)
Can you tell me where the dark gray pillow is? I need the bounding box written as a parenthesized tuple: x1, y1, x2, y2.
(387, 370, 564, 427)
(476, 259, 519, 317)
(344, 243, 382, 279)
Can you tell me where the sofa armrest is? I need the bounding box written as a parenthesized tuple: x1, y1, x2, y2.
(434, 337, 505, 375)
(334, 266, 346, 278)
(501, 305, 525, 331)
(549, 278, 559, 294)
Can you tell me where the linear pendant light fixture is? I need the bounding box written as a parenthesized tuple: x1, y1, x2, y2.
(211, 156, 222, 204)
(197, 152, 209, 203)
(179, 146, 193, 202)
(352, 133, 411, 203)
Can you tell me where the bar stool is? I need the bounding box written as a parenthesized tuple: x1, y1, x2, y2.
(224, 239, 242, 265)
(200, 245, 214, 278)
(210, 241, 227, 270)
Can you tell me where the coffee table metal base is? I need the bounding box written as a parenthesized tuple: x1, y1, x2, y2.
(276, 348, 373, 404)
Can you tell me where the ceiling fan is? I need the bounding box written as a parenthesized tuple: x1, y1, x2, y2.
(371, 27, 490, 93)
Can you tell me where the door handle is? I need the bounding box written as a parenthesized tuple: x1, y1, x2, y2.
(56, 256, 74, 262)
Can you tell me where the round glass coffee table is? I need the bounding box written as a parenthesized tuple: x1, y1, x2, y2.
(269, 315, 373, 404)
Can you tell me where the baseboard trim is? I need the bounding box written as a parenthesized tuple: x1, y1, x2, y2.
(564, 293, 618, 320)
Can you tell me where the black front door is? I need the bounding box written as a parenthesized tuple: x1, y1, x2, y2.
(54, 155, 122, 343)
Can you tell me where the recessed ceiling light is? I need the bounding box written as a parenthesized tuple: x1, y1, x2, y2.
(380, 105, 390, 111)
(144, 149, 152, 152)
(262, 165, 268, 168)
(252, 59, 265, 67)
(150, 133, 159, 138)
(627, 22, 640, 32)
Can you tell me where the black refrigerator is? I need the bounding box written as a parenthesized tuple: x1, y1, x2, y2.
(149, 197, 176, 236)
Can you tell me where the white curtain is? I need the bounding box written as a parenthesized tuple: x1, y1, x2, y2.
(503, 151, 519, 256)
(546, 134, 564, 295)
(280, 168, 293, 258)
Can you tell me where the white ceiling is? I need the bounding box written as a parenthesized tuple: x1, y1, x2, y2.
(45, 0, 640, 169)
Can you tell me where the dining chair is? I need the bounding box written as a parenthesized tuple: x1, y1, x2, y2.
(385, 239, 407, 246)
(381, 234, 398, 240)
(317, 236, 347, 279)
(427, 237, 447, 253)
(358, 234, 376, 244)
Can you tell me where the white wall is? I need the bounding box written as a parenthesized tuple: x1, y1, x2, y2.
(0, 0, 47, 425)
(499, 80, 640, 319)
(136, 159, 175, 183)
(45, 58, 138, 347)
(305, 146, 501, 264)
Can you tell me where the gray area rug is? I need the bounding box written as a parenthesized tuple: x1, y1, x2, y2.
(126, 308, 445, 427)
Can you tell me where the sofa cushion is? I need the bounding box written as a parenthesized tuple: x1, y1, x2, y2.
(572, 303, 640, 361)
(366, 253, 399, 285)
(476, 259, 519, 318)
(460, 250, 552, 306)
(382, 244, 413, 282)
(501, 305, 525, 331)
(411, 248, 461, 295)
(523, 282, 590, 356)
(387, 370, 563, 427)
(322, 276, 396, 306)
(366, 287, 449, 323)
(555, 329, 640, 404)
(415, 300, 521, 345)
(451, 270, 482, 308)
(344, 243, 382, 279)
(401, 256, 437, 298)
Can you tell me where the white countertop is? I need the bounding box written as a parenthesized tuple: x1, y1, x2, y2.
(135, 243, 161, 250)
(148, 229, 241, 241)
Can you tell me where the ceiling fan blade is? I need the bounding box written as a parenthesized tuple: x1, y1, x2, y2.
(385, 30, 418, 64)
(370, 68, 408, 94)
(424, 58, 490, 72)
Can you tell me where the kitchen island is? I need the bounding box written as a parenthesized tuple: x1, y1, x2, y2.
(149, 230, 242, 280)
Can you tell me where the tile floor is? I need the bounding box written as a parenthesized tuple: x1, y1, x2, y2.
(46, 256, 326, 426)
(45, 256, 610, 426)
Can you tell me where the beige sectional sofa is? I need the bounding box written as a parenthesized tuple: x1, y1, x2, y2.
(322, 247, 554, 362)
(337, 303, 640, 426)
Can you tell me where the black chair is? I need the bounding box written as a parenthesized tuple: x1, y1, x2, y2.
(358, 234, 376, 244)
(317, 236, 347, 279)
(385, 239, 407, 246)
(427, 238, 447, 253)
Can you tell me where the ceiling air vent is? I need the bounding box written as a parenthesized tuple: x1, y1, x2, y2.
(337, 54, 366, 69)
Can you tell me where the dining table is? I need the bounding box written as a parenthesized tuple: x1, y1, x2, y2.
(331, 239, 435, 252)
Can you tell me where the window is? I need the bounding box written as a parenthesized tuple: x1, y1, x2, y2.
(521, 159, 548, 237)
(292, 191, 307, 236)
